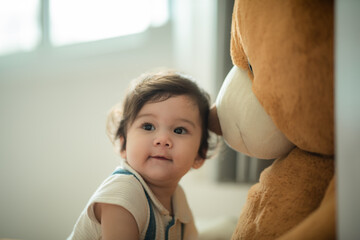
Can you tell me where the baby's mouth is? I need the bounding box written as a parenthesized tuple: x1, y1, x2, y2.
(150, 155, 172, 161)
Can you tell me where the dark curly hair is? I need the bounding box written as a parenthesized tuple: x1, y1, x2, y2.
(114, 71, 211, 159)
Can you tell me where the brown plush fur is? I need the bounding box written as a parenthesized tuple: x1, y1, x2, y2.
(277, 176, 336, 240)
(229, 0, 335, 239)
(232, 149, 334, 239)
(231, 0, 334, 154)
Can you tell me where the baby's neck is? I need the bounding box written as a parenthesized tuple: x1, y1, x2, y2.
(147, 183, 177, 216)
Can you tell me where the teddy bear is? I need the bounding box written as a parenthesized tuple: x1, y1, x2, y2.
(209, 0, 335, 239)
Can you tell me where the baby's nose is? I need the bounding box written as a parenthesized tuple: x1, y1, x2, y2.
(153, 133, 173, 148)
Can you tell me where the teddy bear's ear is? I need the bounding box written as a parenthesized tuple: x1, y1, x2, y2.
(216, 65, 294, 159)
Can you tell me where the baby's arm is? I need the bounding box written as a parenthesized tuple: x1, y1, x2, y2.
(94, 202, 139, 240)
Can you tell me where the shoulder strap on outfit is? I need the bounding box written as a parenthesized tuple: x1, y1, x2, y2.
(112, 169, 156, 240)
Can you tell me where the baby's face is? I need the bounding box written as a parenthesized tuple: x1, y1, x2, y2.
(121, 95, 204, 187)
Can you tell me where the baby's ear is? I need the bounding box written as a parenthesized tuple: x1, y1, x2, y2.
(192, 156, 205, 169)
(119, 137, 126, 159)
(208, 104, 222, 135)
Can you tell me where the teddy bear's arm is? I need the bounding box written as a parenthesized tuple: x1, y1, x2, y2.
(276, 176, 336, 240)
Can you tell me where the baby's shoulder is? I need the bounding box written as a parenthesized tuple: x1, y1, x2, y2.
(97, 171, 146, 199)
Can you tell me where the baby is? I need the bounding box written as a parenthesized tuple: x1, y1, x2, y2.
(68, 70, 213, 240)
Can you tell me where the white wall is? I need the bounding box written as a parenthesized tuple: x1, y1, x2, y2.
(0, 1, 248, 239)
(335, 0, 360, 238)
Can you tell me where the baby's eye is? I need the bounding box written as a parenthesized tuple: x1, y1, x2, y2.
(174, 127, 187, 135)
(142, 123, 155, 131)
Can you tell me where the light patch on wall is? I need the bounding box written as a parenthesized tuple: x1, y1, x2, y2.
(49, 0, 169, 46)
(0, 0, 40, 55)
(0, 0, 169, 56)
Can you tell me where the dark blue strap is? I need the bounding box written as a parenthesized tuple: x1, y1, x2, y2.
(164, 217, 184, 240)
(112, 169, 156, 240)
(165, 217, 175, 240)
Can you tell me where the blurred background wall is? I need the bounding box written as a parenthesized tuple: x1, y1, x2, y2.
(0, 1, 250, 239)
